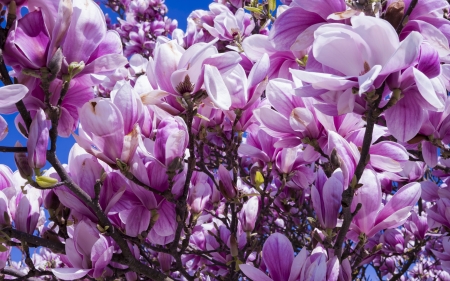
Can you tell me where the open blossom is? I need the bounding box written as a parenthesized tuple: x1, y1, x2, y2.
(202, 3, 254, 41)
(240, 233, 343, 281)
(291, 16, 426, 116)
(52, 220, 114, 280)
(4, 0, 127, 82)
(74, 97, 140, 165)
(350, 170, 421, 238)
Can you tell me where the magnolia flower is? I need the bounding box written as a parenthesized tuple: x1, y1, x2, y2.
(52, 220, 114, 280)
(311, 168, 344, 229)
(350, 170, 421, 238)
(240, 233, 341, 281)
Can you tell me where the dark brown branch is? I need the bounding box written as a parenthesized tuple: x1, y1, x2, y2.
(0, 146, 27, 153)
(395, 0, 418, 33)
(333, 84, 385, 260)
(3, 227, 65, 254)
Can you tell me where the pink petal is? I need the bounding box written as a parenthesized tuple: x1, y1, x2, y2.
(240, 264, 273, 281)
(373, 182, 421, 231)
(203, 64, 231, 110)
(422, 141, 438, 168)
(0, 85, 29, 113)
(52, 268, 90, 280)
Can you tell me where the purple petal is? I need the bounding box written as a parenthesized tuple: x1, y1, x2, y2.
(153, 200, 176, 237)
(422, 141, 438, 168)
(351, 169, 381, 234)
(27, 108, 49, 169)
(80, 54, 128, 77)
(266, 79, 296, 117)
(385, 96, 424, 142)
(253, 107, 292, 137)
(417, 42, 440, 78)
(420, 180, 439, 202)
(379, 31, 422, 77)
(62, 0, 106, 64)
(47, 0, 72, 64)
(294, 0, 346, 20)
(240, 264, 273, 281)
(323, 172, 343, 229)
(7, 11, 49, 69)
(125, 206, 150, 237)
(371, 182, 421, 235)
(87, 31, 123, 64)
(413, 67, 444, 111)
(269, 7, 323, 51)
(111, 82, 143, 134)
(262, 233, 294, 281)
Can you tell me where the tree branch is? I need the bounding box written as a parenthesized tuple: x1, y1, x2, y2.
(333, 84, 385, 260)
(2, 228, 65, 254)
(0, 146, 27, 153)
(395, 0, 418, 34)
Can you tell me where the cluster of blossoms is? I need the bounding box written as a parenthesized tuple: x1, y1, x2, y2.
(0, 0, 449, 280)
(105, 0, 177, 57)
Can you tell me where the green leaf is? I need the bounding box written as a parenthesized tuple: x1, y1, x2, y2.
(244, 6, 262, 13)
(268, 0, 276, 12)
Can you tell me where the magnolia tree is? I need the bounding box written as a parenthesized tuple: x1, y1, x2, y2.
(0, 0, 449, 280)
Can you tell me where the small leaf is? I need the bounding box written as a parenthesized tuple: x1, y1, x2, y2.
(35, 176, 59, 188)
(268, 0, 276, 12)
(244, 6, 262, 13)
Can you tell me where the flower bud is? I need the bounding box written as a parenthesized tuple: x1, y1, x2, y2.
(27, 109, 50, 169)
(47, 48, 63, 81)
(240, 196, 259, 232)
(218, 165, 237, 200)
(68, 61, 85, 78)
(384, 0, 405, 29)
(14, 141, 32, 179)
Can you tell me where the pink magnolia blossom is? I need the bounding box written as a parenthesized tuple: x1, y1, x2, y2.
(52, 219, 114, 280)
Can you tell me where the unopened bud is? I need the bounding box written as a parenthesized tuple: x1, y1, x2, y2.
(47, 48, 63, 81)
(385, 0, 405, 29)
(68, 61, 85, 78)
(43, 190, 60, 210)
(14, 142, 33, 179)
(219, 181, 237, 200)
